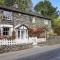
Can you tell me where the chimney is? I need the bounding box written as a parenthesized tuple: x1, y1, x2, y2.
(12, 2, 19, 9)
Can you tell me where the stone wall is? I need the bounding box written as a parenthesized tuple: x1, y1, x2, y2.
(0, 10, 52, 32)
(13, 12, 31, 27)
(14, 12, 51, 29)
(47, 36, 60, 44)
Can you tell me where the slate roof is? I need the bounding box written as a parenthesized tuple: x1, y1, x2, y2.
(0, 5, 51, 20)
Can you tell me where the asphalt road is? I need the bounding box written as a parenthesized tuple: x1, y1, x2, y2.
(16, 48, 60, 60)
(0, 45, 60, 60)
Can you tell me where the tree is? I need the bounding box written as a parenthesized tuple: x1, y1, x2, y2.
(4, 0, 15, 6)
(4, 0, 32, 11)
(16, 0, 32, 11)
(0, 0, 4, 5)
(52, 17, 60, 35)
(34, 0, 59, 19)
(16, 0, 28, 11)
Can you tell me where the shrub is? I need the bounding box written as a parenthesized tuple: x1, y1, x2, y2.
(28, 27, 45, 37)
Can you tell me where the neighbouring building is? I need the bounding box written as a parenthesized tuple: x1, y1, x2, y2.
(0, 5, 52, 45)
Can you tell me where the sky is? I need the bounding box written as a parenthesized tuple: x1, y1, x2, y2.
(32, 0, 60, 11)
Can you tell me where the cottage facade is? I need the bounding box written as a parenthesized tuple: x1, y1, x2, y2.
(0, 5, 52, 45)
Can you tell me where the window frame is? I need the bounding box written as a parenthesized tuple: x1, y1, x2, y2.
(3, 27, 9, 36)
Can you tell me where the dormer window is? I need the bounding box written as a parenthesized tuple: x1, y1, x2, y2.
(3, 11, 12, 20)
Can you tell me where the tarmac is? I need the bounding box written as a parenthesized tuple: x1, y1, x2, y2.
(0, 44, 60, 60)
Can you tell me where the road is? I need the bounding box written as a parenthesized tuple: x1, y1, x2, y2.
(0, 45, 60, 60)
(17, 48, 60, 60)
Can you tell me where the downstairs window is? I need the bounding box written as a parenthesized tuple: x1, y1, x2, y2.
(3, 27, 9, 36)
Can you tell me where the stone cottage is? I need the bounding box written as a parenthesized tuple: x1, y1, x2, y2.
(0, 5, 52, 45)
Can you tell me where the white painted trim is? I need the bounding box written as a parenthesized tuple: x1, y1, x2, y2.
(0, 24, 13, 28)
(20, 26, 27, 29)
(15, 24, 21, 29)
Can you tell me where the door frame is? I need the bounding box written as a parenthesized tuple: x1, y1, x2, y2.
(17, 25, 28, 40)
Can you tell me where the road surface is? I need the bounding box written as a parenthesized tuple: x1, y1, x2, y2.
(17, 48, 60, 60)
(0, 45, 60, 60)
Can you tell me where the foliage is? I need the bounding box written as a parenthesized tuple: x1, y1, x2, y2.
(52, 17, 60, 35)
(4, 0, 32, 11)
(4, 0, 15, 6)
(28, 27, 45, 37)
(0, 0, 4, 5)
(52, 18, 60, 26)
(16, 0, 28, 11)
(34, 0, 59, 19)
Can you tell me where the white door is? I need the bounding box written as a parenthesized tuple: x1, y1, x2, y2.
(20, 30, 26, 40)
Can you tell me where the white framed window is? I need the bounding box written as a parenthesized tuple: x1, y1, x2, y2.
(32, 17, 36, 23)
(3, 27, 9, 36)
(44, 20, 48, 25)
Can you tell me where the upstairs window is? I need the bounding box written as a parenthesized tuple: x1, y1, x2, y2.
(3, 11, 12, 20)
(32, 17, 36, 23)
(44, 20, 48, 25)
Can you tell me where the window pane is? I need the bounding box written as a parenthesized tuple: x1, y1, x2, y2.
(21, 30, 25, 39)
(18, 30, 20, 38)
(3, 28, 5, 31)
(3, 27, 9, 36)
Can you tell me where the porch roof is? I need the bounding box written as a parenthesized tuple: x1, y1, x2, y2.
(15, 24, 29, 29)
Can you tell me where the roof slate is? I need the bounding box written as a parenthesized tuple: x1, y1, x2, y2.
(0, 5, 51, 20)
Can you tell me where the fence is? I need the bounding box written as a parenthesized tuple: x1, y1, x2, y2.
(0, 37, 46, 46)
(0, 39, 16, 46)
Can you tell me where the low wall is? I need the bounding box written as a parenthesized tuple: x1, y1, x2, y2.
(0, 44, 32, 53)
(47, 36, 60, 41)
(47, 36, 60, 44)
(37, 38, 46, 43)
(29, 37, 46, 45)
